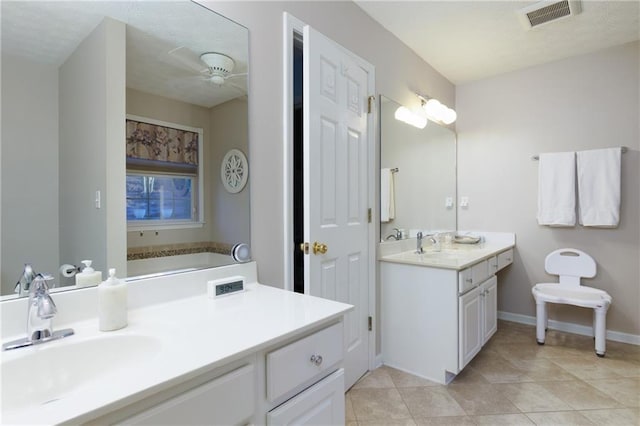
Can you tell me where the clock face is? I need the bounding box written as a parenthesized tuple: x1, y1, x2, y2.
(221, 149, 248, 193)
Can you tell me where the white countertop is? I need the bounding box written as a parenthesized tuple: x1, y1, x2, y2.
(1, 282, 352, 425)
(378, 233, 515, 270)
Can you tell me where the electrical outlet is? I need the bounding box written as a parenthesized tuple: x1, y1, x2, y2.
(460, 196, 469, 208)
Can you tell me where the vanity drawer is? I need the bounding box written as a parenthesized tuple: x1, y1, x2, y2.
(497, 249, 514, 271)
(487, 256, 498, 274)
(266, 322, 343, 403)
(458, 260, 489, 294)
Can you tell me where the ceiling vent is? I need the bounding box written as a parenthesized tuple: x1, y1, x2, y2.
(517, 0, 582, 30)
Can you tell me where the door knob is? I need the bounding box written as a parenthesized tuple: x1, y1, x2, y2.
(299, 242, 309, 254)
(313, 242, 328, 255)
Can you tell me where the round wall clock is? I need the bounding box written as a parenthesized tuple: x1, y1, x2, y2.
(221, 149, 248, 193)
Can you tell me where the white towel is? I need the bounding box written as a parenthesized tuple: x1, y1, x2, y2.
(380, 168, 395, 223)
(537, 152, 576, 226)
(577, 147, 621, 227)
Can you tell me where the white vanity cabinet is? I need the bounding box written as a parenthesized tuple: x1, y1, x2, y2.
(118, 360, 257, 426)
(97, 321, 346, 426)
(381, 246, 513, 384)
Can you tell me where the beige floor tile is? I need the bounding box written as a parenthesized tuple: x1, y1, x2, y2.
(449, 366, 489, 385)
(492, 342, 547, 361)
(539, 380, 622, 410)
(384, 366, 441, 388)
(346, 421, 358, 426)
(472, 413, 535, 425)
(468, 355, 533, 383)
(598, 357, 640, 377)
(413, 416, 476, 425)
(349, 388, 412, 421)
(357, 420, 417, 426)
(345, 394, 356, 421)
(585, 378, 640, 407)
(578, 408, 640, 426)
(524, 411, 595, 425)
(506, 358, 579, 381)
(352, 367, 395, 389)
(446, 383, 520, 415)
(398, 387, 465, 418)
(495, 382, 572, 412)
(550, 356, 621, 380)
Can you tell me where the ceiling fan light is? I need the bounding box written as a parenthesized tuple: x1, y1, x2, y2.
(209, 74, 226, 85)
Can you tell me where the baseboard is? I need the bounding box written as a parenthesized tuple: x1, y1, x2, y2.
(498, 311, 640, 346)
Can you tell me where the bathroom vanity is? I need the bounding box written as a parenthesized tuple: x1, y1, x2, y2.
(379, 234, 514, 384)
(1, 262, 351, 425)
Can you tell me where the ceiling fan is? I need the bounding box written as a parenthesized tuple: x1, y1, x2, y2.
(165, 47, 247, 91)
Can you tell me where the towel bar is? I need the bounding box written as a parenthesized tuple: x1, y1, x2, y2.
(532, 146, 627, 161)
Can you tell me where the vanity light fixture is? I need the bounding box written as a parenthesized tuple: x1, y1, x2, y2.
(418, 95, 457, 125)
(394, 106, 427, 129)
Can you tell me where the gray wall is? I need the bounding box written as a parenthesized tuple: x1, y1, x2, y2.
(456, 41, 639, 335)
(59, 17, 126, 279)
(201, 1, 456, 287)
(1, 55, 59, 293)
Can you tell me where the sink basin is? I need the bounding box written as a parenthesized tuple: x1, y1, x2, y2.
(2, 334, 162, 411)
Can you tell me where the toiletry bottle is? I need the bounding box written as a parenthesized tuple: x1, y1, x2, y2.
(98, 268, 128, 331)
(75, 260, 102, 288)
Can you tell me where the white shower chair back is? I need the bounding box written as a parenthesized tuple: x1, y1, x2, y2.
(532, 248, 611, 357)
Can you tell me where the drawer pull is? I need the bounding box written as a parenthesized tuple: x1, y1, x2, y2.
(465, 278, 472, 283)
(506, 258, 512, 262)
(310, 354, 323, 366)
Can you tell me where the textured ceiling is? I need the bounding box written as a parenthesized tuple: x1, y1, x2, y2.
(355, 0, 640, 85)
(1, 1, 248, 108)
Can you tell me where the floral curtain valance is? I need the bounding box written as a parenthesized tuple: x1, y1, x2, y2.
(126, 118, 199, 169)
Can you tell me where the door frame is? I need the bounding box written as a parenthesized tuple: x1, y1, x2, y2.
(282, 12, 377, 373)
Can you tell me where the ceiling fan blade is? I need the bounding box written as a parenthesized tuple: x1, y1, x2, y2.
(225, 72, 248, 80)
(160, 46, 208, 74)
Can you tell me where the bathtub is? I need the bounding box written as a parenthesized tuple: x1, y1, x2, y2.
(127, 252, 234, 279)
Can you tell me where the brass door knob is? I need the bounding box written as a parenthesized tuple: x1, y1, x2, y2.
(299, 242, 309, 254)
(313, 242, 328, 255)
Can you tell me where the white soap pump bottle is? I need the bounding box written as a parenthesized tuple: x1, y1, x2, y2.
(98, 268, 128, 331)
(75, 260, 102, 288)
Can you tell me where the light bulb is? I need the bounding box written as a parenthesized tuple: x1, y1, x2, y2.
(423, 99, 442, 118)
(395, 106, 427, 129)
(441, 108, 457, 125)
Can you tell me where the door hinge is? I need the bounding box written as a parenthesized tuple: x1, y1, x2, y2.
(367, 95, 375, 114)
(367, 208, 372, 223)
(368, 316, 373, 331)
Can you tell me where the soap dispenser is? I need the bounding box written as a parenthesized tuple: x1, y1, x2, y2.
(75, 260, 102, 288)
(98, 268, 128, 331)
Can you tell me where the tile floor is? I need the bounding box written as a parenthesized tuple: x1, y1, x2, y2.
(346, 320, 640, 425)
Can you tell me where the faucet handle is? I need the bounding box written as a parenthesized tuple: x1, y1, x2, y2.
(37, 293, 58, 319)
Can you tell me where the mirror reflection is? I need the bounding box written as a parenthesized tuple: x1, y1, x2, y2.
(380, 96, 456, 240)
(1, 1, 249, 297)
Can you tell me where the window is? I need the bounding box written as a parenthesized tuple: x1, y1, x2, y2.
(126, 115, 203, 229)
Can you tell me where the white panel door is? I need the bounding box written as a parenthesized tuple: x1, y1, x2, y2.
(481, 276, 498, 344)
(303, 25, 371, 390)
(459, 287, 482, 369)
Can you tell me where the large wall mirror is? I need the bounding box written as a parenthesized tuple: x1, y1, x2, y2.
(1, 1, 249, 297)
(380, 96, 456, 240)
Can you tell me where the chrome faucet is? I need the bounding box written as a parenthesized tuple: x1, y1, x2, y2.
(416, 232, 425, 254)
(3, 275, 74, 351)
(385, 228, 402, 241)
(14, 263, 37, 297)
(416, 232, 440, 254)
(27, 275, 58, 342)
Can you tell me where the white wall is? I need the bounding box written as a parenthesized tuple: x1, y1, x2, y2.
(1, 55, 59, 294)
(200, 1, 455, 287)
(209, 97, 250, 246)
(456, 42, 640, 335)
(59, 17, 126, 279)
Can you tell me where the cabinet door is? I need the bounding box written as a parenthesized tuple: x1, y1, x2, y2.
(121, 364, 255, 426)
(267, 369, 345, 426)
(459, 287, 482, 369)
(481, 276, 498, 344)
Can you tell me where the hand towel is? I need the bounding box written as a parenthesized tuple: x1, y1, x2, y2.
(537, 151, 576, 226)
(380, 168, 395, 223)
(577, 147, 621, 227)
